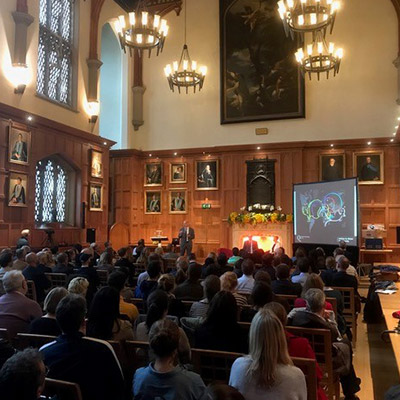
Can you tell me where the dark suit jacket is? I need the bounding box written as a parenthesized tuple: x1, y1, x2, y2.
(243, 240, 258, 254)
(331, 271, 359, 294)
(178, 227, 195, 247)
(22, 265, 51, 303)
(174, 280, 203, 301)
(272, 279, 302, 296)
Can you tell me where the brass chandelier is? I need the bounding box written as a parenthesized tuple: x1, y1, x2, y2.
(114, 0, 169, 57)
(164, 0, 207, 93)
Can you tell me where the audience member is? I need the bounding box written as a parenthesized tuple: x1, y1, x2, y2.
(68, 276, 89, 298)
(229, 308, 307, 400)
(135, 290, 191, 364)
(189, 275, 221, 318)
(220, 271, 247, 308)
(216, 253, 233, 275)
(133, 319, 205, 400)
(0, 348, 46, 400)
(320, 256, 337, 286)
(97, 252, 114, 273)
(260, 253, 276, 281)
(237, 259, 255, 294)
(90, 242, 100, 265)
(332, 257, 360, 296)
(0, 252, 13, 274)
(233, 258, 244, 278)
(74, 253, 99, 307)
(16, 229, 30, 249)
(291, 257, 310, 286)
(275, 247, 293, 267)
(52, 252, 74, 275)
(163, 243, 179, 260)
(108, 271, 139, 322)
(195, 291, 247, 353)
(22, 253, 51, 303)
(12, 248, 28, 271)
(36, 251, 53, 272)
(0, 271, 42, 338)
(157, 274, 185, 318)
(138, 261, 162, 301)
(266, 302, 328, 400)
(115, 247, 135, 286)
(133, 239, 145, 257)
(40, 294, 124, 400)
(174, 264, 203, 301)
(288, 289, 361, 399)
(29, 287, 68, 336)
(254, 270, 272, 285)
(87, 286, 134, 341)
(228, 247, 242, 265)
(240, 281, 274, 322)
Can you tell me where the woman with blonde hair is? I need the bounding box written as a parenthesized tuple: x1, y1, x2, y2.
(68, 276, 89, 298)
(229, 308, 307, 399)
(220, 272, 247, 308)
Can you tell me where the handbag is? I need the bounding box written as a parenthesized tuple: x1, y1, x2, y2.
(332, 341, 351, 375)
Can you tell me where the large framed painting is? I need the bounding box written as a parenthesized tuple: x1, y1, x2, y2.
(220, 0, 305, 124)
(91, 150, 103, 178)
(8, 125, 31, 165)
(8, 172, 28, 207)
(353, 151, 384, 185)
(145, 162, 163, 186)
(145, 191, 162, 214)
(196, 160, 219, 191)
(170, 163, 187, 184)
(319, 152, 346, 182)
(89, 183, 103, 211)
(169, 189, 187, 214)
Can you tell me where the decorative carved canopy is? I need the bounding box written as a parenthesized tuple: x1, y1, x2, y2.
(113, 0, 182, 14)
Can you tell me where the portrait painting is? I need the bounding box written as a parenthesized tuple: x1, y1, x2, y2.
(89, 183, 103, 211)
(8, 126, 31, 165)
(170, 163, 187, 184)
(353, 151, 384, 185)
(169, 190, 187, 214)
(319, 153, 345, 182)
(91, 150, 103, 178)
(220, 0, 305, 124)
(145, 191, 162, 214)
(196, 160, 219, 191)
(145, 162, 163, 186)
(8, 173, 28, 207)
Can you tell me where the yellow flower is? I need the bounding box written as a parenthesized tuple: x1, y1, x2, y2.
(255, 214, 264, 223)
(286, 214, 293, 223)
(243, 214, 251, 224)
(270, 213, 278, 223)
(229, 212, 238, 223)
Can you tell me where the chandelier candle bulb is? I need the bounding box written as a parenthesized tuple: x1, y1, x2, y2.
(118, 15, 126, 29)
(192, 61, 197, 71)
(183, 60, 188, 71)
(153, 15, 160, 28)
(114, 20, 122, 34)
(129, 12, 135, 25)
(328, 42, 334, 54)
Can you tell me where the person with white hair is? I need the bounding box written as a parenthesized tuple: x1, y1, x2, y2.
(16, 229, 30, 249)
(0, 270, 42, 338)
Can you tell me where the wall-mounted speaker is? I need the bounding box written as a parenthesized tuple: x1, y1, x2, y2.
(86, 228, 96, 243)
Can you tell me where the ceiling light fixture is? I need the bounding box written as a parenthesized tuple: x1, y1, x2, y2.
(114, 1, 169, 57)
(164, 0, 207, 93)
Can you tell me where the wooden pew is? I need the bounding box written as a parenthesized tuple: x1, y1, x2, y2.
(332, 286, 357, 343)
(45, 273, 68, 288)
(15, 333, 56, 350)
(42, 378, 83, 400)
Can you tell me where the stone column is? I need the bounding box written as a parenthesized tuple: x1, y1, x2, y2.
(12, 11, 34, 65)
(86, 58, 103, 101)
(132, 86, 146, 131)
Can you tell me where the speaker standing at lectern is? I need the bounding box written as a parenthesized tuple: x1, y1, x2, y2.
(178, 221, 195, 256)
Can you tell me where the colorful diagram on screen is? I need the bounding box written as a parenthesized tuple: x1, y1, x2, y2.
(301, 192, 346, 230)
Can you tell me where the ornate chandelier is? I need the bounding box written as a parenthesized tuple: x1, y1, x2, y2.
(278, 0, 341, 38)
(164, 0, 207, 93)
(295, 33, 343, 79)
(114, 1, 169, 57)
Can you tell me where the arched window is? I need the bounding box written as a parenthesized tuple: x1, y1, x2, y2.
(37, 0, 77, 107)
(35, 156, 77, 226)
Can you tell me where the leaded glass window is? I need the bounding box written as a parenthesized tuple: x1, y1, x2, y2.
(35, 159, 67, 223)
(37, 0, 75, 106)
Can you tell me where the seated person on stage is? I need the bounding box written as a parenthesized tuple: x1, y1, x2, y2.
(237, 258, 255, 294)
(174, 264, 203, 301)
(108, 271, 139, 323)
(220, 272, 247, 308)
(291, 257, 310, 286)
(135, 290, 191, 364)
(189, 275, 221, 318)
(194, 291, 247, 353)
(228, 247, 242, 265)
(0, 348, 46, 399)
(53, 252, 74, 275)
(229, 308, 307, 400)
(272, 264, 302, 296)
(87, 287, 134, 341)
(0, 271, 42, 338)
(23, 252, 51, 303)
(29, 287, 68, 336)
(40, 294, 124, 400)
(0, 252, 12, 274)
(288, 289, 361, 400)
(133, 319, 206, 400)
(265, 302, 328, 400)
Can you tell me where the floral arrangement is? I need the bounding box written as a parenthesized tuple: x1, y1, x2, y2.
(228, 204, 293, 226)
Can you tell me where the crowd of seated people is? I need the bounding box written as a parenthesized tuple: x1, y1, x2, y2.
(0, 237, 363, 400)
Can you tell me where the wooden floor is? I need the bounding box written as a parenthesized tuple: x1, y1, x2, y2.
(352, 284, 400, 399)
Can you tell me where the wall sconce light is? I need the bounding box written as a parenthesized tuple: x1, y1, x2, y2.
(87, 101, 100, 124)
(12, 64, 29, 94)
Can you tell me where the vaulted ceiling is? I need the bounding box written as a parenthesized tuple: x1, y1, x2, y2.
(113, 0, 180, 12)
